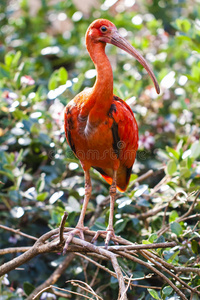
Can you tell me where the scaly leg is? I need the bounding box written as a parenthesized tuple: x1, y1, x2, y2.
(105, 170, 117, 246)
(92, 170, 118, 246)
(63, 170, 92, 253)
(75, 169, 92, 231)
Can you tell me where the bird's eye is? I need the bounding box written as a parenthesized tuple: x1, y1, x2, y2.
(100, 26, 107, 33)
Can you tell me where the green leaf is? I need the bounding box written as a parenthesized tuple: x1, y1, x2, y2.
(147, 288, 161, 300)
(23, 282, 35, 296)
(36, 192, 49, 201)
(5, 51, 21, 68)
(94, 221, 106, 230)
(73, 73, 85, 92)
(5, 152, 15, 163)
(0, 170, 15, 181)
(36, 175, 45, 193)
(170, 222, 183, 236)
(5, 52, 14, 67)
(169, 210, 179, 223)
(12, 108, 26, 119)
(48, 75, 57, 90)
(149, 233, 158, 243)
(191, 141, 200, 159)
(115, 218, 129, 234)
(16, 149, 24, 165)
(191, 240, 200, 254)
(166, 250, 180, 264)
(180, 167, 191, 178)
(175, 18, 191, 32)
(162, 286, 173, 296)
(48, 67, 68, 90)
(191, 65, 200, 81)
(142, 240, 151, 244)
(166, 146, 180, 160)
(3, 164, 15, 170)
(166, 159, 177, 176)
(12, 51, 21, 67)
(0, 62, 11, 78)
(59, 67, 68, 84)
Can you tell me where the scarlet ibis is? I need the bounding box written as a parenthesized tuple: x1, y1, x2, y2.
(64, 19, 160, 248)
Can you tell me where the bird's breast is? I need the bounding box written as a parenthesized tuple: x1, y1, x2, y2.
(64, 104, 117, 167)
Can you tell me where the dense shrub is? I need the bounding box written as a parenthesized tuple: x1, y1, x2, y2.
(0, 0, 199, 299)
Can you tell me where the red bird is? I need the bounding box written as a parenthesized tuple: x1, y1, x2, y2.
(64, 19, 160, 248)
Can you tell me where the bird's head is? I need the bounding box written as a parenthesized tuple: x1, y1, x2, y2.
(86, 19, 160, 94)
(86, 19, 117, 43)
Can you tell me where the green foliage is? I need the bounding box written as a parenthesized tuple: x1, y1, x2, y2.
(147, 288, 161, 300)
(0, 0, 200, 299)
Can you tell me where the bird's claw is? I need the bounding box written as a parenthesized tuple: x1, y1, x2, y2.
(91, 229, 118, 247)
(62, 226, 89, 254)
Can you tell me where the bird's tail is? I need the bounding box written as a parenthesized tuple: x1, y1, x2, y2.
(93, 165, 132, 192)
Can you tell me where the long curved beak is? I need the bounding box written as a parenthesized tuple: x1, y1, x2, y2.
(110, 31, 160, 94)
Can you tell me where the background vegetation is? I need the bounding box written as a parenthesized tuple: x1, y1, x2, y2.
(0, 0, 200, 299)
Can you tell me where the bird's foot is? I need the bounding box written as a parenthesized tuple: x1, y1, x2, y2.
(62, 226, 89, 254)
(91, 228, 118, 248)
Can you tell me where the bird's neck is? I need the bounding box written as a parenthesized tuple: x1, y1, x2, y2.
(85, 39, 113, 123)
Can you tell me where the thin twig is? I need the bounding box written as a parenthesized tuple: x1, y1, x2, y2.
(139, 250, 200, 296)
(115, 250, 188, 300)
(106, 241, 176, 251)
(0, 224, 37, 241)
(66, 280, 102, 300)
(157, 190, 200, 236)
(76, 253, 161, 289)
(33, 285, 95, 300)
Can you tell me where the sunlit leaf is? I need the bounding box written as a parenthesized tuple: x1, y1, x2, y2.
(191, 141, 200, 159)
(149, 233, 158, 243)
(147, 289, 161, 300)
(49, 191, 64, 204)
(59, 67, 68, 84)
(169, 210, 179, 223)
(166, 159, 177, 176)
(166, 146, 180, 160)
(36, 192, 49, 201)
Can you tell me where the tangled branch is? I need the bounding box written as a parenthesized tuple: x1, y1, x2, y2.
(0, 191, 199, 299)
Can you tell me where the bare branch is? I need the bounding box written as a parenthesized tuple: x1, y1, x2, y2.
(139, 250, 200, 296)
(0, 190, 199, 300)
(0, 224, 37, 241)
(0, 247, 31, 255)
(106, 241, 176, 251)
(157, 190, 200, 237)
(115, 250, 188, 300)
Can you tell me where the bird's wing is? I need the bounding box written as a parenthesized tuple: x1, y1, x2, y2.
(95, 95, 138, 192)
(109, 95, 138, 166)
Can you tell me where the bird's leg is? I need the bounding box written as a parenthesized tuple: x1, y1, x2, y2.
(92, 170, 118, 246)
(63, 170, 91, 253)
(75, 169, 92, 233)
(105, 169, 117, 246)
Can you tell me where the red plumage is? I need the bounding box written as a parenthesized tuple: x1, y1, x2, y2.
(63, 19, 159, 250)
